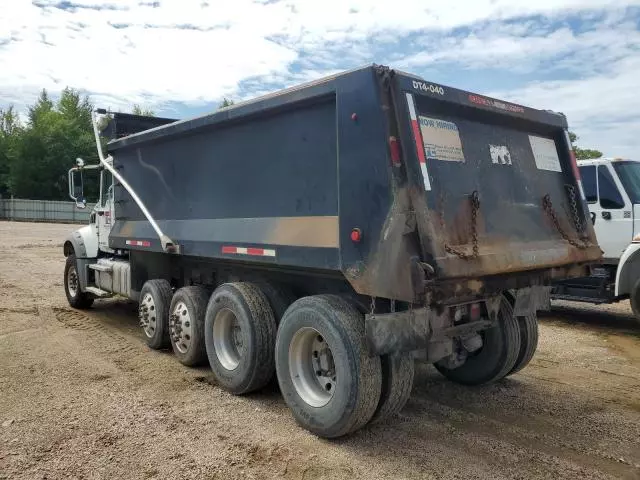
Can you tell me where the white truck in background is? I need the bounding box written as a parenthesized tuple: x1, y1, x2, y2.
(551, 157, 640, 322)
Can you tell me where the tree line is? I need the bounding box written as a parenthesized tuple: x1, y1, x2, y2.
(0, 87, 164, 200)
(0, 87, 598, 201)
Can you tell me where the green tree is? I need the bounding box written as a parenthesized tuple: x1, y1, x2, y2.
(131, 104, 155, 116)
(7, 88, 98, 200)
(0, 106, 22, 196)
(218, 97, 234, 109)
(28, 89, 54, 127)
(569, 131, 603, 160)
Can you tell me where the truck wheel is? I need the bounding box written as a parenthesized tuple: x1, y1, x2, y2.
(64, 254, 94, 309)
(255, 281, 296, 325)
(275, 295, 382, 438)
(169, 286, 209, 367)
(370, 353, 414, 424)
(503, 291, 539, 376)
(204, 283, 276, 394)
(630, 278, 640, 323)
(435, 296, 520, 386)
(139, 279, 172, 350)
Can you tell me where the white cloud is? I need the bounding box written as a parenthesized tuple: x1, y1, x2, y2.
(489, 52, 640, 158)
(0, 0, 639, 158)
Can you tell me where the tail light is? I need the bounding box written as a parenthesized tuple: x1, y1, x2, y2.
(389, 136, 401, 167)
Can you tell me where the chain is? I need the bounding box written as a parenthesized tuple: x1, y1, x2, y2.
(444, 191, 480, 260)
(542, 194, 590, 249)
(565, 184, 586, 236)
(369, 296, 376, 319)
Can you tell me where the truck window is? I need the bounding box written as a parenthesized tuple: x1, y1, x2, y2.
(612, 160, 640, 204)
(598, 166, 624, 209)
(101, 170, 114, 207)
(579, 165, 597, 203)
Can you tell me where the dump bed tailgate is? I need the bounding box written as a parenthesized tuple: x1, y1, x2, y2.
(395, 74, 601, 280)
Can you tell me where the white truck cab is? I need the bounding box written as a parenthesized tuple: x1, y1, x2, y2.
(551, 157, 640, 321)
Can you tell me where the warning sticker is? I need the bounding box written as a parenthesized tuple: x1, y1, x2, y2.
(418, 116, 465, 163)
(529, 135, 562, 172)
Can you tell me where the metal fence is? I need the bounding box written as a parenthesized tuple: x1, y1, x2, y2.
(0, 198, 95, 224)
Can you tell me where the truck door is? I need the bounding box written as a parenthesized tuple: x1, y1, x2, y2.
(96, 169, 115, 253)
(593, 164, 633, 261)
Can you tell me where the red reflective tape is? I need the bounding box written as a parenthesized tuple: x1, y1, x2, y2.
(405, 92, 431, 191)
(222, 245, 276, 257)
(126, 240, 151, 247)
(389, 136, 401, 166)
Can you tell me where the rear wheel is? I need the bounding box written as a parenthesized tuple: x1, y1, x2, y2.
(275, 295, 382, 438)
(370, 353, 414, 424)
(204, 283, 277, 394)
(503, 291, 539, 376)
(139, 279, 172, 350)
(435, 295, 520, 386)
(64, 254, 93, 309)
(169, 286, 209, 367)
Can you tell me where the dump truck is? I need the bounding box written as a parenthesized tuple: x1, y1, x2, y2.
(62, 64, 602, 438)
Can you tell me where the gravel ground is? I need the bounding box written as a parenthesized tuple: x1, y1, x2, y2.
(0, 221, 638, 480)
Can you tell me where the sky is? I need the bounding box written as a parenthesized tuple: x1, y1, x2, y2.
(1, 0, 639, 158)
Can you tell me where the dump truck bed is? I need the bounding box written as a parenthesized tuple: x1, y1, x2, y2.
(106, 64, 601, 302)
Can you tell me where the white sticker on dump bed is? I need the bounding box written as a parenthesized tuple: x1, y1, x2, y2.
(529, 135, 562, 172)
(418, 116, 465, 163)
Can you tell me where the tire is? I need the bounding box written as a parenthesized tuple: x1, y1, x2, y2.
(275, 295, 382, 438)
(204, 283, 277, 395)
(435, 295, 520, 386)
(64, 254, 94, 309)
(168, 286, 209, 367)
(139, 279, 173, 350)
(254, 281, 296, 325)
(370, 353, 414, 424)
(630, 278, 640, 323)
(503, 291, 539, 376)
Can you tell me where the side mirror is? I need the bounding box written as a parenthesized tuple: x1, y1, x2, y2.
(76, 157, 85, 168)
(68, 167, 86, 209)
(590, 212, 596, 225)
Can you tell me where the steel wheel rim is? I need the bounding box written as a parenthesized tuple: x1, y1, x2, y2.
(213, 308, 243, 370)
(170, 301, 192, 354)
(139, 293, 157, 338)
(67, 265, 78, 298)
(289, 327, 336, 408)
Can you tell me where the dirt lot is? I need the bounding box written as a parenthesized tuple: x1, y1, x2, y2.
(0, 221, 639, 480)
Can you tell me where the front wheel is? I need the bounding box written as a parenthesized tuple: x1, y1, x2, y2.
(64, 254, 93, 309)
(275, 295, 382, 438)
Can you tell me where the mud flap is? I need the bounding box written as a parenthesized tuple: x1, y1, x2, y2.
(513, 286, 551, 317)
(365, 307, 432, 357)
(365, 305, 495, 358)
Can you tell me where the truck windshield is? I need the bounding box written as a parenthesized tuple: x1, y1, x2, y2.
(612, 161, 640, 204)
